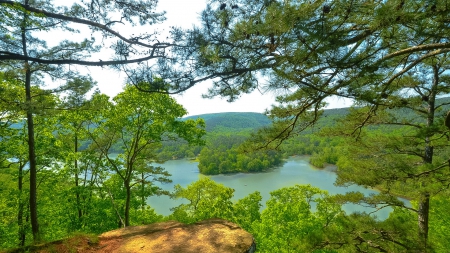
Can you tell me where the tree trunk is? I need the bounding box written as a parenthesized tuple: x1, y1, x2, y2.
(22, 0, 39, 241)
(417, 64, 438, 251)
(125, 181, 131, 227)
(105, 186, 124, 228)
(418, 193, 430, 250)
(26, 68, 39, 242)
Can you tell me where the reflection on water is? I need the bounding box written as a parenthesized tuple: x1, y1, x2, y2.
(147, 157, 410, 219)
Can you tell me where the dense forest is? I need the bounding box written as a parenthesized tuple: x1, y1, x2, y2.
(2, 0, 450, 252)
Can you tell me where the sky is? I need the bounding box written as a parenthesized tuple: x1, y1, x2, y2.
(62, 0, 352, 116)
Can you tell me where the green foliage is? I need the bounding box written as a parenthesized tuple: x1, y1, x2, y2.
(180, 3, 450, 249)
(157, 110, 347, 172)
(231, 191, 262, 231)
(3, 0, 450, 249)
(252, 185, 345, 252)
(86, 84, 205, 226)
(0, 168, 23, 249)
(169, 179, 265, 236)
(131, 206, 164, 226)
(185, 112, 271, 132)
(168, 179, 425, 252)
(429, 194, 450, 251)
(156, 112, 270, 160)
(170, 178, 234, 223)
(1, 0, 183, 240)
(197, 131, 284, 175)
(198, 145, 283, 175)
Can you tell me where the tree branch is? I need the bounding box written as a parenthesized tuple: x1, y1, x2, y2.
(0, 0, 168, 49)
(377, 42, 450, 65)
(0, 51, 168, 66)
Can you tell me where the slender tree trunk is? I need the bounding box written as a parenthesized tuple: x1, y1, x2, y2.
(104, 186, 124, 228)
(21, 0, 39, 241)
(25, 67, 39, 242)
(418, 193, 430, 249)
(125, 180, 131, 227)
(417, 65, 439, 250)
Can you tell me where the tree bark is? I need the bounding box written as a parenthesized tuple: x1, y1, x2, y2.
(418, 193, 430, 250)
(417, 64, 439, 250)
(25, 69, 39, 241)
(104, 186, 124, 228)
(125, 181, 131, 227)
(26, 70, 39, 241)
(22, 0, 39, 241)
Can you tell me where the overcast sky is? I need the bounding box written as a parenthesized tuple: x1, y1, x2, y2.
(65, 0, 352, 116)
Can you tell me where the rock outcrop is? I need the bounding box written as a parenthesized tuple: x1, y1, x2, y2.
(95, 218, 256, 253)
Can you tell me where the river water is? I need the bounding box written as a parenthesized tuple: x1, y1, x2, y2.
(147, 156, 410, 219)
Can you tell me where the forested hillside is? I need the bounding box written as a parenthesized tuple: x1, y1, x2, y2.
(186, 108, 349, 131)
(185, 112, 272, 132)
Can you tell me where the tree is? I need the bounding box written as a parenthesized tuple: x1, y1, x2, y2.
(197, 131, 283, 175)
(170, 177, 235, 223)
(0, 73, 27, 248)
(429, 193, 450, 251)
(159, 0, 450, 249)
(333, 57, 450, 250)
(253, 185, 344, 252)
(231, 191, 262, 232)
(0, 72, 60, 246)
(55, 77, 97, 228)
(0, 0, 186, 240)
(88, 84, 205, 227)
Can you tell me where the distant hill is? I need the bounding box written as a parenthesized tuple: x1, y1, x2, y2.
(185, 108, 352, 132)
(322, 107, 349, 117)
(185, 112, 271, 132)
(184, 96, 450, 133)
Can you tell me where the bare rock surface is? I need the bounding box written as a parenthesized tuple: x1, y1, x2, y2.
(95, 218, 255, 253)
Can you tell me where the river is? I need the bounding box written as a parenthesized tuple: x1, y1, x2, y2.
(147, 156, 410, 219)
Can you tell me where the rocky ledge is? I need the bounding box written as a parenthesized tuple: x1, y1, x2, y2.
(94, 218, 256, 253)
